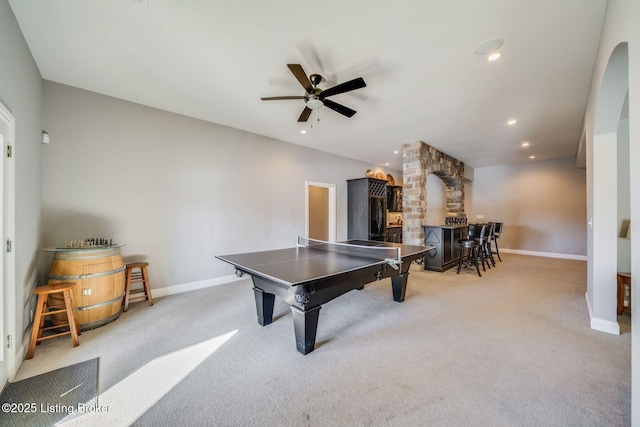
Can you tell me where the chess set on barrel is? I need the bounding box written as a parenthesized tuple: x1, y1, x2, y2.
(63, 237, 114, 249)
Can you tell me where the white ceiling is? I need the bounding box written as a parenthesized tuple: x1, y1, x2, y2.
(9, 0, 607, 170)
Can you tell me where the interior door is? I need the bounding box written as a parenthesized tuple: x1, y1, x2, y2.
(0, 131, 5, 390)
(0, 102, 16, 387)
(308, 185, 329, 241)
(306, 182, 336, 242)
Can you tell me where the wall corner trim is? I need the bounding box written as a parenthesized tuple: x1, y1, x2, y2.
(584, 291, 620, 335)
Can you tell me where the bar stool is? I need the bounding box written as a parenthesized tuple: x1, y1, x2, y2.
(457, 224, 485, 277)
(123, 262, 154, 312)
(491, 222, 504, 262)
(27, 282, 80, 359)
(483, 222, 497, 267)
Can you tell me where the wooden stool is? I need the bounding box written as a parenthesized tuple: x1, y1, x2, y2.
(27, 282, 80, 359)
(123, 262, 154, 312)
(617, 272, 631, 315)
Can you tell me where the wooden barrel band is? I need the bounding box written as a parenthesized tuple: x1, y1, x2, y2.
(76, 292, 126, 311)
(53, 247, 121, 257)
(54, 253, 120, 261)
(48, 266, 125, 281)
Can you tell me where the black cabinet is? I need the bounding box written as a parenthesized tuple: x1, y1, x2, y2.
(422, 225, 468, 272)
(387, 226, 402, 243)
(387, 186, 402, 212)
(347, 178, 387, 241)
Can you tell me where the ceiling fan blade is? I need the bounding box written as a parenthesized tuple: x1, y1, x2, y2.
(287, 64, 313, 92)
(323, 99, 356, 118)
(319, 77, 366, 99)
(298, 107, 312, 122)
(261, 96, 305, 101)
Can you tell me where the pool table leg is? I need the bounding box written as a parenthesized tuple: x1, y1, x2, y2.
(253, 287, 275, 326)
(291, 305, 321, 355)
(391, 272, 409, 302)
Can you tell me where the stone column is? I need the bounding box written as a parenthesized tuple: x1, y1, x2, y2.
(402, 142, 426, 246)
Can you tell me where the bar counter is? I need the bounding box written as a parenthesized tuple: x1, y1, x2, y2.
(422, 225, 469, 272)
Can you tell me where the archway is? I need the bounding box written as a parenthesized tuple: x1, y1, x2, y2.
(402, 141, 465, 246)
(425, 174, 446, 225)
(587, 42, 629, 334)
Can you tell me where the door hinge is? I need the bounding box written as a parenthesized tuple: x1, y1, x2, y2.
(7, 335, 12, 348)
(6, 239, 12, 253)
(7, 145, 12, 158)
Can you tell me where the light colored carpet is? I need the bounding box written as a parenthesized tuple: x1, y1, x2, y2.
(10, 254, 631, 426)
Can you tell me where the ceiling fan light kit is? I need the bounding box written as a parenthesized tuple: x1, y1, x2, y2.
(306, 98, 323, 110)
(261, 63, 366, 122)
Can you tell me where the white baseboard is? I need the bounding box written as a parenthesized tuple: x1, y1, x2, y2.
(151, 274, 250, 298)
(584, 291, 620, 335)
(500, 248, 587, 261)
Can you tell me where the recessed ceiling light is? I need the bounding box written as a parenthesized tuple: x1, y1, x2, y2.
(507, 119, 517, 125)
(385, 163, 390, 166)
(486, 52, 502, 62)
(521, 141, 530, 147)
(393, 150, 399, 154)
(529, 155, 536, 159)
(300, 130, 306, 134)
(474, 38, 504, 55)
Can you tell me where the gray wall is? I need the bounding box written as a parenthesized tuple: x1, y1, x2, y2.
(467, 157, 587, 256)
(0, 0, 43, 359)
(41, 81, 401, 291)
(617, 116, 630, 271)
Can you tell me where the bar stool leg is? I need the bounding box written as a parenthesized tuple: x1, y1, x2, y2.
(63, 290, 80, 347)
(67, 290, 81, 336)
(487, 242, 496, 266)
(494, 239, 502, 262)
(123, 266, 133, 312)
(484, 245, 491, 269)
(27, 294, 47, 359)
(473, 246, 482, 277)
(457, 246, 465, 274)
(141, 265, 154, 306)
(478, 246, 486, 272)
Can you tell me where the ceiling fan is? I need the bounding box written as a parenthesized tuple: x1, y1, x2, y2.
(261, 64, 366, 122)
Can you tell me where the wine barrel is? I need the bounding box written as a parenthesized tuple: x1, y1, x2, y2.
(47, 246, 125, 330)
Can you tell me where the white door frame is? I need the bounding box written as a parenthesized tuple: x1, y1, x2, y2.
(305, 181, 336, 242)
(0, 100, 16, 384)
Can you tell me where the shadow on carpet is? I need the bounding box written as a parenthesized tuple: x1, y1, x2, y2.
(0, 358, 99, 427)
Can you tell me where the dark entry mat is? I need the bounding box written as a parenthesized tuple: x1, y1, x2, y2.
(0, 358, 99, 427)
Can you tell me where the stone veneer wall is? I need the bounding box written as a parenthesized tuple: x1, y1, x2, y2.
(402, 141, 466, 246)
